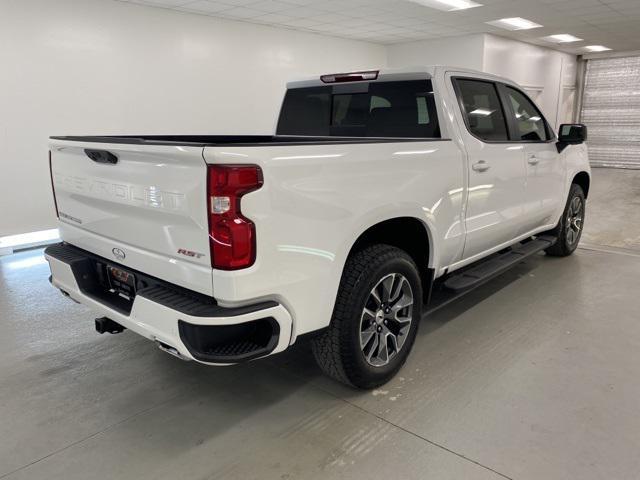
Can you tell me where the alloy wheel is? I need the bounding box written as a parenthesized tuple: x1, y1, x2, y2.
(566, 195, 584, 246)
(359, 273, 414, 367)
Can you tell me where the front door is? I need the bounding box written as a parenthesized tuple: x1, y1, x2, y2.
(499, 85, 565, 231)
(449, 76, 529, 261)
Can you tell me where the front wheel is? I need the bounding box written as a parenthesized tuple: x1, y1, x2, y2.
(545, 183, 586, 257)
(311, 244, 422, 389)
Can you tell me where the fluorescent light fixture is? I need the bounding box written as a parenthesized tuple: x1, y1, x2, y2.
(543, 34, 583, 43)
(486, 17, 543, 31)
(585, 45, 612, 52)
(469, 108, 494, 116)
(393, 149, 438, 155)
(407, 0, 483, 12)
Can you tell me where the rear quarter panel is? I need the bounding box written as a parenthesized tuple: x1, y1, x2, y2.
(204, 140, 465, 337)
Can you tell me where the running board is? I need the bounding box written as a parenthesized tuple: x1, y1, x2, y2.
(443, 236, 557, 293)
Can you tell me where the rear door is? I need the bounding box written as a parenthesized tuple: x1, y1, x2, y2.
(50, 140, 213, 295)
(449, 76, 529, 260)
(498, 85, 565, 231)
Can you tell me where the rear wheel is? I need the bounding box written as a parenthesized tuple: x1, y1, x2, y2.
(311, 244, 422, 389)
(545, 183, 586, 257)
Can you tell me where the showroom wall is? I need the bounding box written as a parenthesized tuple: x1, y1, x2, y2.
(386, 34, 485, 71)
(483, 34, 578, 128)
(0, 0, 386, 237)
(1, 1, 579, 239)
(388, 33, 578, 129)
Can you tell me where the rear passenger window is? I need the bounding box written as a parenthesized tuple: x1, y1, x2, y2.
(454, 79, 508, 142)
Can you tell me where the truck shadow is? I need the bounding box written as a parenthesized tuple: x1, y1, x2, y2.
(5, 250, 557, 468)
(271, 254, 547, 369)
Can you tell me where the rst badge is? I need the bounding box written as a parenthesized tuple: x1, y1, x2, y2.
(112, 248, 126, 261)
(177, 248, 205, 259)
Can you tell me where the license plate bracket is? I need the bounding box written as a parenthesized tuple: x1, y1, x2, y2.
(107, 265, 137, 299)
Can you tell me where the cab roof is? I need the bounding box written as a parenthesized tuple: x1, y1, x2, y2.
(286, 66, 519, 89)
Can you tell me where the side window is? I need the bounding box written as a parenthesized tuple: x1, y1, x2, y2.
(505, 87, 550, 141)
(454, 79, 509, 142)
(366, 80, 440, 138)
(416, 96, 430, 124)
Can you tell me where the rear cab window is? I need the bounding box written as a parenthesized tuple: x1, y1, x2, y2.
(276, 80, 441, 138)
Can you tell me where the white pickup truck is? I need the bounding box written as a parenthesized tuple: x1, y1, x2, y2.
(46, 66, 590, 388)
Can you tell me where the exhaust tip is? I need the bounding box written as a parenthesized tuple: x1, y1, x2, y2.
(156, 340, 189, 361)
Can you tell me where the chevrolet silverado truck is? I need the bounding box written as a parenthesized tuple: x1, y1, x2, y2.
(45, 66, 590, 388)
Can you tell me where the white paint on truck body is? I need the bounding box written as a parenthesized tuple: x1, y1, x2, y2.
(47, 65, 591, 361)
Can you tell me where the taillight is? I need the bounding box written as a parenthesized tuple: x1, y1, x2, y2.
(207, 165, 263, 270)
(49, 151, 59, 218)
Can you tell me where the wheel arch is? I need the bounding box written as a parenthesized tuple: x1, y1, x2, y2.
(346, 217, 434, 303)
(572, 171, 591, 198)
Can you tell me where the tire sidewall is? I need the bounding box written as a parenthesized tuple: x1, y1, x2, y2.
(561, 184, 585, 252)
(342, 252, 422, 387)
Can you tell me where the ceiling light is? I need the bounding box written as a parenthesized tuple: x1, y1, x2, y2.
(407, 0, 483, 12)
(585, 45, 612, 52)
(469, 108, 494, 116)
(543, 34, 583, 43)
(486, 17, 543, 31)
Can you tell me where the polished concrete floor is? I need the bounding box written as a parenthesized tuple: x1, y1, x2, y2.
(1, 168, 639, 480)
(582, 167, 640, 250)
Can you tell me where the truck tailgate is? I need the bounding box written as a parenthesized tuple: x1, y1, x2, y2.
(50, 140, 213, 296)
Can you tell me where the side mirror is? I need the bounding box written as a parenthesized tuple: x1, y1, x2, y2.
(557, 124, 587, 153)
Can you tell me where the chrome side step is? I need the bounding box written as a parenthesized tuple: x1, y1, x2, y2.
(443, 235, 557, 293)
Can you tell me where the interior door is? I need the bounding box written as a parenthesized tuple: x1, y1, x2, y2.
(450, 77, 529, 261)
(499, 85, 565, 231)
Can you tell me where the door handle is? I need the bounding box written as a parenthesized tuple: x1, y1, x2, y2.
(527, 155, 539, 165)
(472, 160, 490, 172)
(85, 149, 118, 164)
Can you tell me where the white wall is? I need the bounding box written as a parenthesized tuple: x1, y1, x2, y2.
(386, 34, 485, 71)
(387, 33, 578, 129)
(483, 34, 578, 128)
(1, 2, 579, 238)
(0, 0, 386, 237)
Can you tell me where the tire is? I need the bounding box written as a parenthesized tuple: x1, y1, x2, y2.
(545, 183, 586, 257)
(311, 244, 422, 389)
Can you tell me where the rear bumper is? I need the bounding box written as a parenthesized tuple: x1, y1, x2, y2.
(44, 243, 292, 364)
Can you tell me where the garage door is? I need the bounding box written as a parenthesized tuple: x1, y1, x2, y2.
(581, 56, 640, 169)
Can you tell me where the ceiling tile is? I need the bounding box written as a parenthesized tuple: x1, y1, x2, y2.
(249, 0, 293, 13)
(177, 1, 233, 14)
(119, 0, 640, 52)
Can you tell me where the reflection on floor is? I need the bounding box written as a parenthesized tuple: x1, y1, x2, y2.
(582, 167, 640, 250)
(1, 167, 640, 480)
